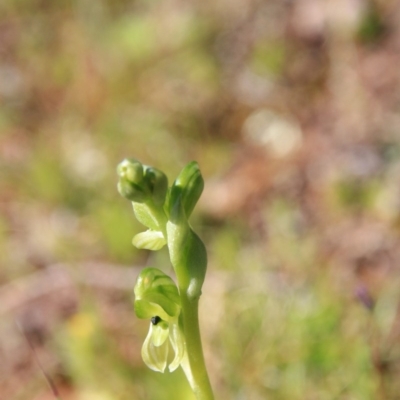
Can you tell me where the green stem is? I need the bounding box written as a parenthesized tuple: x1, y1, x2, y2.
(179, 293, 214, 400)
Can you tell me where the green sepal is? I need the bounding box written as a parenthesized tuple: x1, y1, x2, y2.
(133, 230, 166, 250)
(134, 299, 170, 321)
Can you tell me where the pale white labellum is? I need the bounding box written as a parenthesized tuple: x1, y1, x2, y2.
(142, 323, 169, 372)
(141, 318, 185, 373)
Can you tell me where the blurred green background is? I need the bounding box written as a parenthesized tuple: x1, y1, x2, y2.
(1, 0, 400, 399)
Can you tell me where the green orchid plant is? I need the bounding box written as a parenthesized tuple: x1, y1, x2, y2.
(117, 159, 214, 400)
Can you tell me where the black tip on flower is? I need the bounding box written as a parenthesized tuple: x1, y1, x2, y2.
(151, 316, 162, 325)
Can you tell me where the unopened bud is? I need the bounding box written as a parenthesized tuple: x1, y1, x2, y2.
(143, 166, 168, 206)
(117, 159, 147, 202)
(168, 161, 204, 221)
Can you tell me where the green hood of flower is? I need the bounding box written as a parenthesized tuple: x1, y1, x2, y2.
(134, 267, 181, 320)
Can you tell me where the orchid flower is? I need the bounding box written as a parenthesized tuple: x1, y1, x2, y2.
(134, 267, 185, 373)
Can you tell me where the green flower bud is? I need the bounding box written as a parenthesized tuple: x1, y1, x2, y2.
(164, 162, 207, 299)
(142, 166, 169, 207)
(118, 158, 143, 183)
(168, 161, 204, 221)
(118, 159, 169, 241)
(117, 159, 168, 207)
(117, 158, 147, 202)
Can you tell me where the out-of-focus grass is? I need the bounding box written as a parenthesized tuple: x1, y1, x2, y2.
(202, 198, 375, 399)
(56, 310, 195, 400)
(2, 0, 400, 399)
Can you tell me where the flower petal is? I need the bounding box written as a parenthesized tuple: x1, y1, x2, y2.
(151, 321, 169, 347)
(168, 322, 185, 372)
(141, 323, 169, 372)
(132, 230, 166, 251)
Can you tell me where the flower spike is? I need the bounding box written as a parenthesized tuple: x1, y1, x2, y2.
(118, 159, 214, 399)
